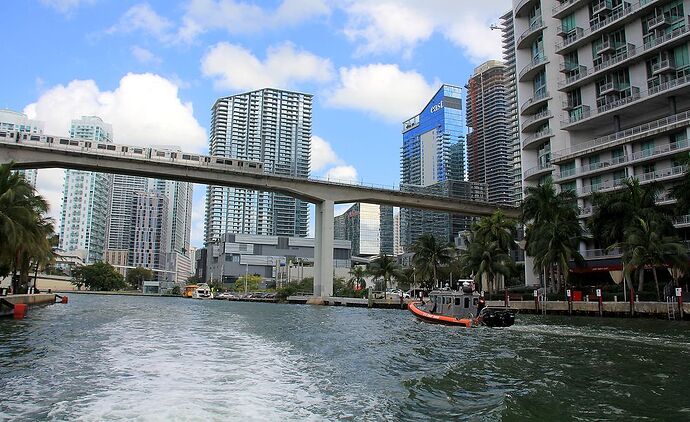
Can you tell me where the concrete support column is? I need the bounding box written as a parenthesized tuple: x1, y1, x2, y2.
(314, 199, 334, 298)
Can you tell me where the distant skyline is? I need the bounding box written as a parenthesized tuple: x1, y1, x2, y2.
(2, 0, 510, 247)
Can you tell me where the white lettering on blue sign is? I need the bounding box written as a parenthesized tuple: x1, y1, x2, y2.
(430, 101, 444, 113)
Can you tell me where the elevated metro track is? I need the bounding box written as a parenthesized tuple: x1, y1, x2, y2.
(0, 138, 520, 297)
(0, 140, 519, 218)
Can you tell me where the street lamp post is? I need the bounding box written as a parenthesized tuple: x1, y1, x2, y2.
(244, 263, 248, 294)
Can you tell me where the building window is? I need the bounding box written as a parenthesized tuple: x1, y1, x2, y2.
(534, 70, 547, 96)
(560, 181, 576, 192)
(561, 13, 576, 34)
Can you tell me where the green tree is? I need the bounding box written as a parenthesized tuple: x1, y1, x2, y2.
(474, 210, 517, 252)
(523, 180, 583, 293)
(0, 162, 55, 293)
(234, 275, 261, 292)
(589, 178, 665, 248)
(411, 234, 455, 289)
(367, 254, 400, 291)
(348, 266, 367, 290)
(458, 233, 511, 295)
(72, 262, 126, 291)
(171, 285, 181, 296)
(126, 267, 154, 290)
(186, 274, 200, 285)
(618, 216, 688, 300)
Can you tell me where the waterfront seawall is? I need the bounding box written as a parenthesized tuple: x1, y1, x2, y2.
(0, 294, 57, 317)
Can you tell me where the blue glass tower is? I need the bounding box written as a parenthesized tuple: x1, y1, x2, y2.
(400, 84, 473, 252)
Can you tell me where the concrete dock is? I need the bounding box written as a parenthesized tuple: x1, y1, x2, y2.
(0, 294, 58, 317)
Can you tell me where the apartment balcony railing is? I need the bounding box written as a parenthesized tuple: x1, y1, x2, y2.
(553, 0, 590, 18)
(639, 164, 687, 183)
(522, 128, 554, 149)
(652, 57, 676, 75)
(519, 54, 548, 82)
(555, 0, 657, 53)
(583, 247, 622, 259)
(517, 16, 545, 49)
(674, 214, 690, 227)
(520, 90, 550, 115)
(596, 87, 641, 112)
(559, 20, 690, 91)
(580, 178, 627, 195)
(521, 109, 552, 132)
(592, 0, 615, 16)
(563, 105, 591, 125)
(552, 109, 690, 162)
(560, 60, 583, 73)
(644, 18, 690, 48)
(523, 162, 555, 180)
(648, 14, 672, 31)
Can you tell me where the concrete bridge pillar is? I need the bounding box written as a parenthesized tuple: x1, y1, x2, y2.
(314, 199, 334, 297)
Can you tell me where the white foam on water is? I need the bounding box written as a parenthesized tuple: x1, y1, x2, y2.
(48, 312, 328, 421)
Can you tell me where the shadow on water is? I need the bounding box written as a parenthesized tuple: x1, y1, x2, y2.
(1, 295, 689, 421)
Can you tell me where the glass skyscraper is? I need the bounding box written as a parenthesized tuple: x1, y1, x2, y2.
(204, 88, 311, 244)
(0, 109, 44, 187)
(334, 203, 393, 258)
(400, 84, 473, 251)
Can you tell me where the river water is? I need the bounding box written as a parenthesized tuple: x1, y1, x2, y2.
(1, 295, 689, 421)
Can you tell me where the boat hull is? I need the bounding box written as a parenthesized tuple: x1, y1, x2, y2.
(408, 302, 474, 327)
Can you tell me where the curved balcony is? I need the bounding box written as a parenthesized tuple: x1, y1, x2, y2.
(520, 90, 550, 115)
(522, 128, 554, 149)
(521, 109, 552, 133)
(515, 0, 538, 17)
(519, 55, 548, 82)
(517, 17, 545, 49)
(674, 214, 690, 228)
(524, 163, 555, 181)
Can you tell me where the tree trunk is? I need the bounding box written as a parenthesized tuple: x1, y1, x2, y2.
(652, 267, 661, 302)
(433, 265, 438, 289)
(637, 268, 645, 292)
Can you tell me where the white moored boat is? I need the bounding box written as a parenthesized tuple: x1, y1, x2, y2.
(192, 283, 213, 299)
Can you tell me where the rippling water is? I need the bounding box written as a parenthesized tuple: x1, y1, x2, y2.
(1, 294, 689, 421)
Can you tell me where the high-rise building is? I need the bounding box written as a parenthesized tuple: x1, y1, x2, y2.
(501, 10, 523, 205)
(59, 116, 113, 263)
(512, 0, 690, 283)
(400, 84, 471, 251)
(105, 158, 193, 284)
(130, 191, 169, 272)
(0, 109, 44, 186)
(393, 211, 403, 256)
(204, 88, 311, 244)
(466, 60, 513, 204)
(334, 203, 394, 258)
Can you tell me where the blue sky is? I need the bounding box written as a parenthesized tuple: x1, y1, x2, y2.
(1, 0, 510, 247)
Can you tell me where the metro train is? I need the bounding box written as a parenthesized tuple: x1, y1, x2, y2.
(0, 130, 264, 174)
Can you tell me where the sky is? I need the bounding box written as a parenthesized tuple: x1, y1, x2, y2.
(1, 0, 510, 248)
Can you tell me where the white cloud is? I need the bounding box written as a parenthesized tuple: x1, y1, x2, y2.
(201, 42, 334, 91)
(107, 3, 175, 42)
(131, 46, 162, 65)
(324, 165, 358, 184)
(24, 73, 207, 222)
(340, 0, 509, 63)
(310, 135, 342, 172)
(24, 73, 206, 151)
(40, 0, 95, 14)
(178, 0, 330, 42)
(35, 169, 66, 222)
(325, 64, 438, 122)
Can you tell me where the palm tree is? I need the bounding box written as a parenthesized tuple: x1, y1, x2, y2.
(0, 163, 55, 293)
(411, 234, 455, 289)
(589, 178, 666, 248)
(367, 254, 399, 291)
(474, 210, 517, 252)
(522, 179, 582, 293)
(618, 216, 688, 300)
(348, 265, 366, 290)
(458, 233, 511, 295)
